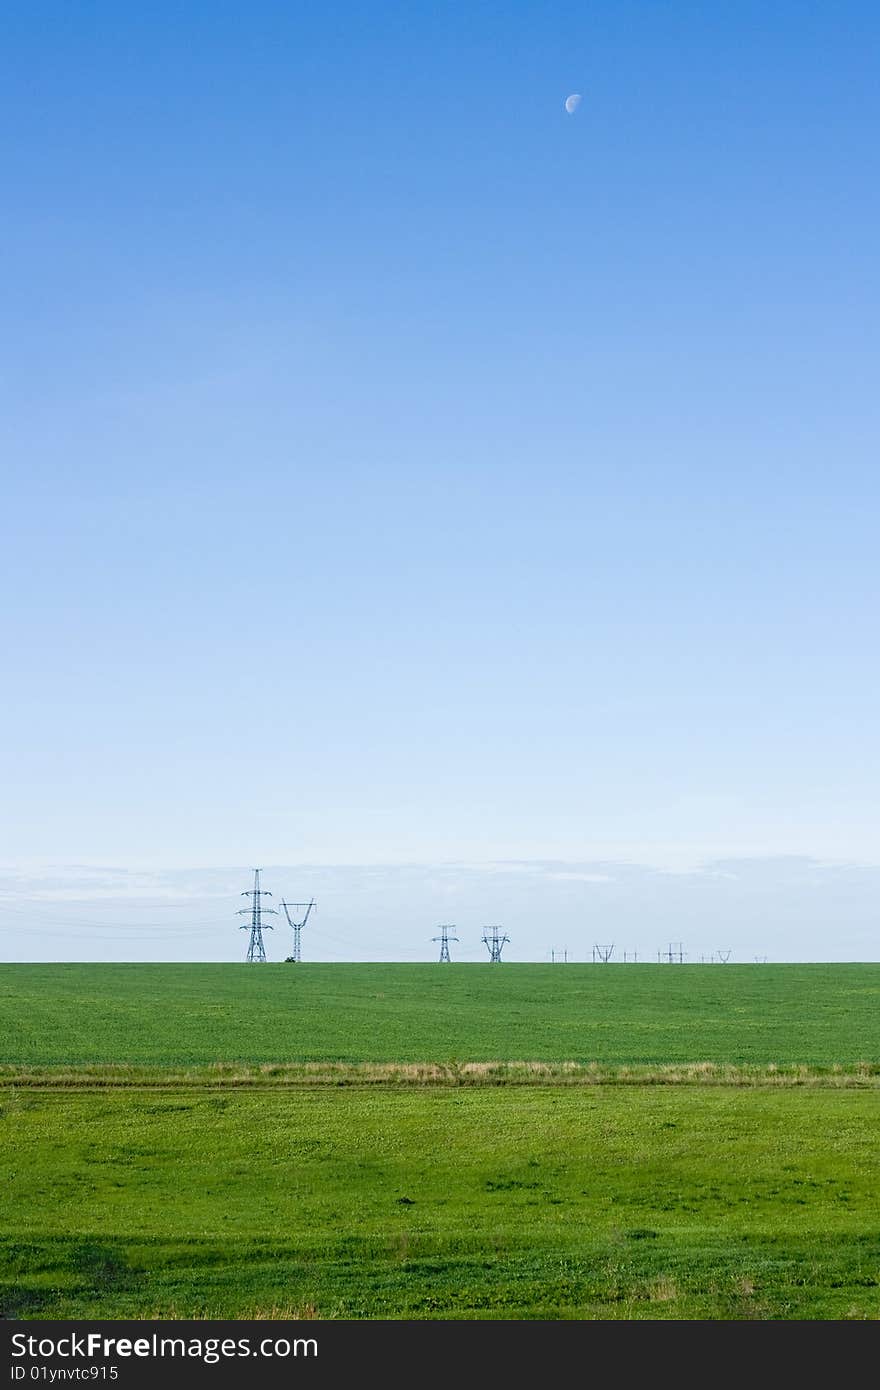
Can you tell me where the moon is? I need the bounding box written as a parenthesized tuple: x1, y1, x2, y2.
(564, 93, 582, 115)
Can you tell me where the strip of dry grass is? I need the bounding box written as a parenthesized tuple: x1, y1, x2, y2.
(1, 1059, 878, 1089)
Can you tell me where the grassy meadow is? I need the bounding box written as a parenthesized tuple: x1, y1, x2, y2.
(1, 964, 878, 1320)
(2, 1086, 879, 1320)
(2, 962, 878, 1066)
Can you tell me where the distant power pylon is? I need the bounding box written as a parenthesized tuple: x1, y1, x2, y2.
(551, 948, 568, 963)
(432, 925, 459, 963)
(279, 897, 317, 962)
(658, 942, 685, 963)
(482, 925, 509, 963)
(592, 944, 614, 963)
(623, 952, 638, 962)
(238, 868, 276, 962)
(716, 949, 732, 963)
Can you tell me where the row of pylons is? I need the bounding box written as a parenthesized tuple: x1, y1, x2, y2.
(433, 925, 509, 963)
(238, 869, 316, 962)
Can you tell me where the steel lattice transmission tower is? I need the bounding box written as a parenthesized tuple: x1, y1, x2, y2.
(279, 898, 317, 962)
(238, 868, 276, 962)
(481, 925, 509, 963)
(432, 925, 459, 963)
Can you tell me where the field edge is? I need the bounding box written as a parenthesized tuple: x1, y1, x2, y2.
(2, 1059, 879, 1088)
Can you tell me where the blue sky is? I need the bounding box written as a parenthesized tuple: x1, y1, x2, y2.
(1, 3, 877, 959)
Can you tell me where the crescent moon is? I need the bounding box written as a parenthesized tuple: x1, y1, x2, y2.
(564, 93, 582, 115)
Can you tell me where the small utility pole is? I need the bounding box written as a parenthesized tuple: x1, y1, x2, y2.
(660, 941, 685, 963)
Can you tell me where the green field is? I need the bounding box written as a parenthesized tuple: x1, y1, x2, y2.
(2, 963, 878, 1066)
(2, 1087, 878, 1320)
(1, 964, 878, 1320)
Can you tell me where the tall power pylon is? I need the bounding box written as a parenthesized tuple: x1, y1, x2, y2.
(592, 944, 614, 963)
(481, 925, 509, 963)
(279, 898, 317, 962)
(432, 925, 458, 963)
(238, 868, 276, 962)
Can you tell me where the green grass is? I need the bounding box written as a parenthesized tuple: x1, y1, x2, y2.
(2, 1086, 878, 1320)
(2, 963, 877, 1319)
(2, 963, 878, 1066)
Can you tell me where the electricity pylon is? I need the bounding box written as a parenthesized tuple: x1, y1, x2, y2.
(432, 925, 458, 963)
(238, 868, 276, 962)
(658, 942, 685, 963)
(481, 925, 509, 963)
(279, 898, 316, 962)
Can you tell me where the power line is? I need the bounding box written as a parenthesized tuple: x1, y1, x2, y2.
(0, 901, 230, 931)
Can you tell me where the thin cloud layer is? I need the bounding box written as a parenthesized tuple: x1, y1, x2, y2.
(1, 856, 877, 964)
